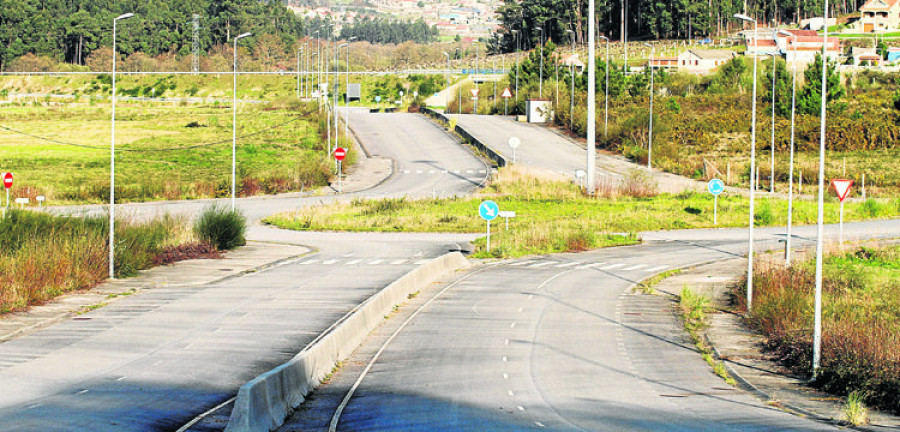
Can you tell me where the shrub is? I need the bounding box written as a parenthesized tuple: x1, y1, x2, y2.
(194, 205, 247, 250)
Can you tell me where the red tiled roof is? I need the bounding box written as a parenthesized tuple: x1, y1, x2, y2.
(861, 0, 900, 11)
(787, 29, 819, 36)
(749, 39, 777, 47)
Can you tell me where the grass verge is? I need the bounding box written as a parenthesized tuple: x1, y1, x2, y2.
(265, 166, 899, 258)
(678, 285, 738, 386)
(0, 209, 218, 314)
(733, 243, 900, 415)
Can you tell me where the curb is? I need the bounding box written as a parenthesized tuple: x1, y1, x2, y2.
(224, 252, 471, 432)
(420, 108, 507, 168)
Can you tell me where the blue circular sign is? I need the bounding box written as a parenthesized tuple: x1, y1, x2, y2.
(479, 200, 500, 221)
(375, 95, 382, 102)
(707, 179, 725, 196)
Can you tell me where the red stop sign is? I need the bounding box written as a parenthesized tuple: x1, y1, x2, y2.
(2, 172, 11, 189)
(333, 148, 347, 161)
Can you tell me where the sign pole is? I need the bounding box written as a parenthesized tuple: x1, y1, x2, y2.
(714, 195, 718, 226)
(338, 160, 342, 193)
(486, 220, 491, 251)
(839, 200, 844, 245)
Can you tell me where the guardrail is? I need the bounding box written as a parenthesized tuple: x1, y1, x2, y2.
(420, 107, 507, 168)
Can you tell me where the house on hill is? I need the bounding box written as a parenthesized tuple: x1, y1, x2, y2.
(857, 0, 900, 32)
(677, 49, 736, 73)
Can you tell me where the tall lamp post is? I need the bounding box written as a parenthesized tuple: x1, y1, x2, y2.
(733, 13, 759, 312)
(643, 42, 655, 169)
(512, 30, 519, 103)
(813, 0, 832, 375)
(311, 52, 319, 100)
(232, 32, 252, 212)
(297, 46, 304, 99)
(456, 47, 463, 114)
(343, 38, 355, 141)
(443, 51, 451, 87)
(110, 12, 134, 280)
(586, 0, 596, 194)
(536, 26, 544, 97)
(600, 35, 609, 137)
(566, 29, 575, 131)
(474, 41, 479, 114)
(770, 29, 778, 193)
(778, 30, 797, 265)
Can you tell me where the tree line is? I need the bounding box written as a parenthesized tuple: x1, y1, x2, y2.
(338, 17, 439, 45)
(491, 0, 868, 53)
(0, 0, 305, 71)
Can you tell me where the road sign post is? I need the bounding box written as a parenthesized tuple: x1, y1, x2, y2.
(831, 179, 853, 245)
(470, 88, 479, 114)
(3, 172, 12, 209)
(498, 210, 516, 230)
(707, 179, 725, 225)
(501, 87, 512, 115)
(334, 148, 347, 193)
(508, 137, 520, 164)
(479, 200, 499, 252)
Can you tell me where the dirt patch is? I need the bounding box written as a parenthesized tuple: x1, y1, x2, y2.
(152, 242, 222, 266)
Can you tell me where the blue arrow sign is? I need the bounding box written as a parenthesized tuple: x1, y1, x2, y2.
(375, 95, 382, 102)
(707, 179, 725, 196)
(479, 200, 499, 221)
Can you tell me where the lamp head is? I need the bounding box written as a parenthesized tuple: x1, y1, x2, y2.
(733, 13, 755, 23)
(236, 32, 252, 40)
(599, 35, 609, 41)
(116, 13, 134, 20)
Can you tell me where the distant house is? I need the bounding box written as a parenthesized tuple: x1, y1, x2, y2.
(851, 47, 882, 65)
(559, 54, 585, 73)
(648, 56, 679, 70)
(857, 0, 900, 32)
(676, 49, 736, 73)
(775, 30, 842, 63)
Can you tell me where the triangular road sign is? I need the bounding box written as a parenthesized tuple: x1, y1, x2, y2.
(470, 88, 480, 97)
(831, 179, 854, 202)
(501, 87, 512, 98)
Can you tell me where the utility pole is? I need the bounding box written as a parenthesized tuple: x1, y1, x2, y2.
(192, 14, 200, 75)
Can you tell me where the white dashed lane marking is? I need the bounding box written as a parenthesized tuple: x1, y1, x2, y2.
(622, 264, 648, 271)
(644, 265, 669, 273)
(555, 262, 579, 268)
(528, 261, 557, 268)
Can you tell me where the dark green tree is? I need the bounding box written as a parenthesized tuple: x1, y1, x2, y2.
(797, 54, 845, 115)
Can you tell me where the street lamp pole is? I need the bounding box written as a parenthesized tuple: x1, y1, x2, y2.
(734, 13, 758, 312)
(813, 0, 832, 375)
(110, 12, 134, 280)
(513, 30, 520, 104)
(232, 32, 251, 212)
(474, 41, 479, 114)
(770, 30, 777, 194)
(311, 52, 318, 100)
(567, 29, 575, 131)
(586, 0, 596, 194)
(601, 35, 609, 137)
(456, 47, 463, 114)
(537, 26, 544, 98)
(344, 38, 355, 142)
(643, 42, 655, 169)
(778, 30, 797, 265)
(297, 46, 303, 99)
(443, 51, 450, 87)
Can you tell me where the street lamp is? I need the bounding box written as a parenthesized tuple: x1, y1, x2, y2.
(770, 30, 778, 194)
(586, 0, 596, 194)
(109, 12, 134, 280)
(512, 29, 519, 104)
(600, 35, 609, 137)
(311, 52, 319, 100)
(733, 13, 758, 312)
(536, 26, 544, 98)
(455, 47, 463, 114)
(643, 42, 655, 169)
(343, 38, 355, 142)
(443, 51, 451, 87)
(812, 0, 833, 375)
(474, 40, 479, 114)
(566, 29, 575, 131)
(232, 32, 251, 212)
(297, 46, 304, 99)
(778, 30, 797, 265)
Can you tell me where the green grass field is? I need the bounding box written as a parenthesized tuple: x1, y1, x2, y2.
(0, 100, 341, 204)
(265, 167, 900, 258)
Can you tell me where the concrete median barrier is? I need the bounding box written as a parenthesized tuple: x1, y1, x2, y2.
(420, 107, 507, 168)
(224, 252, 471, 432)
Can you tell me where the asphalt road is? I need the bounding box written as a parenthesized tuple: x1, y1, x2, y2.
(283, 219, 899, 432)
(0, 110, 488, 431)
(448, 114, 705, 193)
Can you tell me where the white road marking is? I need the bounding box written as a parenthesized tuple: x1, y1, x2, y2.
(428, 170, 436, 174)
(152, 360, 164, 367)
(517, 406, 525, 411)
(503, 373, 509, 379)
(555, 262, 579, 268)
(528, 294, 534, 300)
(342, 253, 355, 257)
(416, 170, 423, 174)
(402, 170, 410, 174)
(502, 356, 508, 362)
(508, 390, 514, 396)
(529, 261, 557, 268)
(322, 259, 339, 265)
(390, 259, 407, 265)
(509, 260, 535, 266)
(300, 259, 318, 265)
(479, 170, 487, 174)
(466, 170, 474, 174)
(535, 421, 546, 428)
(453, 170, 461, 174)
(414, 259, 431, 265)
(644, 265, 670, 273)
(622, 264, 648, 271)
(184, 344, 194, 350)
(517, 307, 523, 313)
(510, 322, 516, 329)
(115, 376, 127, 381)
(76, 390, 89, 395)
(26, 404, 42, 409)
(367, 259, 384, 265)
(600, 263, 626, 270)
(346, 259, 363, 265)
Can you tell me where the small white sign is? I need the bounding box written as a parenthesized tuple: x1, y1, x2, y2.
(36, 196, 45, 202)
(498, 211, 516, 218)
(508, 137, 521, 149)
(574, 169, 587, 178)
(14, 198, 29, 205)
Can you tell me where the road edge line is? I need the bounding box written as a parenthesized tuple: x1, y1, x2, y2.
(223, 251, 471, 432)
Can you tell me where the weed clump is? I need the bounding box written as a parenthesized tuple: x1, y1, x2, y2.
(194, 205, 247, 250)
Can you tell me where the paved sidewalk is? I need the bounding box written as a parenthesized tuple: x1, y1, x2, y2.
(649, 258, 900, 431)
(0, 241, 310, 344)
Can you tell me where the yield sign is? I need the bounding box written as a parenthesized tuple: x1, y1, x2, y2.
(831, 179, 854, 202)
(470, 88, 480, 97)
(501, 87, 512, 98)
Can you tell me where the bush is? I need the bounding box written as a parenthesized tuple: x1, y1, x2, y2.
(194, 205, 247, 250)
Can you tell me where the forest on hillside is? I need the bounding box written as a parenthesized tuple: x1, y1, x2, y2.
(492, 0, 868, 52)
(0, 0, 304, 70)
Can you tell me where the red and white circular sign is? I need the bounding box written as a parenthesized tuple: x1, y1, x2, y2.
(2, 172, 12, 189)
(333, 148, 347, 161)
